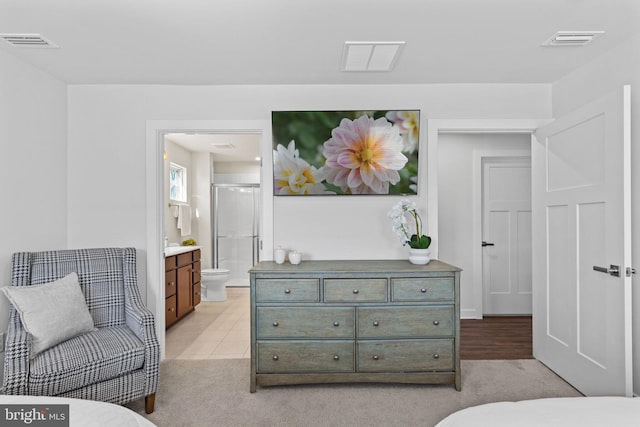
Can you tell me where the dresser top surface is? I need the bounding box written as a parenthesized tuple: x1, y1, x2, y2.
(250, 259, 461, 274)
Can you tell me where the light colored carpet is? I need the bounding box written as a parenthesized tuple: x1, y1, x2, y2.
(126, 358, 582, 427)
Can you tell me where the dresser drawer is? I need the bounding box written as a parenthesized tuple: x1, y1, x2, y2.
(358, 339, 454, 372)
(391, 277, 454, 301)
(177, 252, 192, 267)
(358, 306, 454, 338)
(165, 255, 177, 271)
(192, 282, 201, 306)
(165, 270, 177, 297)
(192, 260, 201, 284)
(324, 278, 387, 302)
(255, 279, 319, 302)
(257, 307, 354, 338)
(165, 295, 177, 328)
(257, 341, 354, 373)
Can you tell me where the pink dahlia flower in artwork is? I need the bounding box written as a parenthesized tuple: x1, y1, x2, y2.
(385, 110, 419, 153)
(273, 140, 334, 195)
(322, 115, 408, 194)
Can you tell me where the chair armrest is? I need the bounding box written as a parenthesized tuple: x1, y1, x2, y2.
(2, 310, 31, 395)
(121, 248, 160, 396)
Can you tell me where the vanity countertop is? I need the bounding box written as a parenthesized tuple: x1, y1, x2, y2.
(164, 246, 201, 257)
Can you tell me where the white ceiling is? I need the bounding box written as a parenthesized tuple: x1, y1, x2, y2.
(165, 133, 261, 162)
(1, 0, 638, 86)
(2, 1, 639, 159)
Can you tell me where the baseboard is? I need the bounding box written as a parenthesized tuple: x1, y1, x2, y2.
(461, 308, 482, 319)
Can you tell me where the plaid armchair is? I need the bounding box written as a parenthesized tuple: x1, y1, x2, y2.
(2, 248, 160, 413)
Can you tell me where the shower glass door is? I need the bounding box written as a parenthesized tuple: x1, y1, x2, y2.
(213, 184, 260, 287)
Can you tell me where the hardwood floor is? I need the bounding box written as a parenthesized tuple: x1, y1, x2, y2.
(460, 316, 533, 360)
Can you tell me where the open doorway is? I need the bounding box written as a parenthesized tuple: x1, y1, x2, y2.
(438, 132, 533, 359)
(162, 132, 259, 359)
(145, 119, 273, 361)
(437, 132, 531, 316)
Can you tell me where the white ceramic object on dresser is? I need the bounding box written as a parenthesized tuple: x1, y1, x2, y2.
(288, 251, 301, 265)
(274, 247, 286, 264)
(249, 259, 461, 393)
(201, 268, 231, 301)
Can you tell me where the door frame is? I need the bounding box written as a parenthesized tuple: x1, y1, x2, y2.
(146, 119, 273, 359)
(428, 119, 547, 319)
(479, 154, 532, 316)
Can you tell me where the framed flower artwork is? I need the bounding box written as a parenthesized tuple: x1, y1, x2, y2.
(271, 110, 420, 196)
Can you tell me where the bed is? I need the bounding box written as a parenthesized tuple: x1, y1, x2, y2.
(435, 396, 640, 427)
(0, 395, 155, 427)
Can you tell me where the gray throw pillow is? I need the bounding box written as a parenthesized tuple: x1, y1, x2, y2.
(1, 272, 96, 357)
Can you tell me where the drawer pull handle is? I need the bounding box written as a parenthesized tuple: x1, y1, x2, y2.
(284, 289, 291, 294)
(333, 355, 340, 361)
(168, 308, 175, 312)
(420, 288, 427, 293)
(433, 354, 440, 359)
(372, 355, 379, 360)
(272, 321, 279, 327)
(373, 321, 379, 327)
(272, 355, 279, 361)
(352, 289, 359, 294)
(333, 321, 340, 327)
(433, 320, 440, 326)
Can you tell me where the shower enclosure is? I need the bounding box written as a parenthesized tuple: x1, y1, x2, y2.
(212, 184, 260, 287)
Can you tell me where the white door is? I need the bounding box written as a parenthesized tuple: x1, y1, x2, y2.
(482, 157, 532, 315)
(532, 86, 632, 396)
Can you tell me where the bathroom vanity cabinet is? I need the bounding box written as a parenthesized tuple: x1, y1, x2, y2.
(165, 248, 201, 328)
(249, 259, 461, 392)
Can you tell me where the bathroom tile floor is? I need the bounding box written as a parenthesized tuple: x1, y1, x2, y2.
(165, 287, 251, 360)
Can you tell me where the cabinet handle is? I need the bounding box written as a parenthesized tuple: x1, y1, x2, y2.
(433, 354, 440, 359)
(333, 321, 340, 327)
(284, 289, 291, 294)
(272, 321, 279, 327)
(272, 355, 279, 361)
(352, 289, 359, 294)
(373, 321, 379, 327)
(433, 320, 440, 326)
(333, 355, 340, 361)
(420, 288, 427, 293)
(168, 308, 175, 312)
(372, 355, 379, 360)
(169, 282, 175, 287)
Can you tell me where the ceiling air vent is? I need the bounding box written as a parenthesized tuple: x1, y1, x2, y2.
(542, 31, 604, 47)
(342, 41, 405, 72)
(0, 33, 59, 48)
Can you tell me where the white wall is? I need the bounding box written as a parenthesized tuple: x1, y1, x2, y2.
(67, 84, 549, 259)
(164, 139, 195, 245)
(193, 152, 212, 269)
(0, 50, 68, 374)
(552, 34, 640, 395)
(438, 133, 531, 318)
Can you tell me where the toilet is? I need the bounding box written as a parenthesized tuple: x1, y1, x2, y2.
(200, 268, 230, 301)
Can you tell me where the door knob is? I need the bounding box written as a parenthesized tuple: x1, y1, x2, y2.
(482, 241, 495, 247)
(593, 264, 620, 277)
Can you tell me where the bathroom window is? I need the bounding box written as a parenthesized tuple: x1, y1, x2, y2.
(169, 162, 187, 203)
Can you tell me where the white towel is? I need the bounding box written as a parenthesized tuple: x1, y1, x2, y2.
(177, 204, 192, 236)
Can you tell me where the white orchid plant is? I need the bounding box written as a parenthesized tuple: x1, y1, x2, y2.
(388, 199, 431, 249)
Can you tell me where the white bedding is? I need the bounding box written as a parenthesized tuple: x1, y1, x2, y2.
(0, 395, 156, 427)
(435, 396, 640, 427)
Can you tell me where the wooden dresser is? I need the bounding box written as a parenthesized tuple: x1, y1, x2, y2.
(165, 248, 201, 328)
(249, 259, 461, 392)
